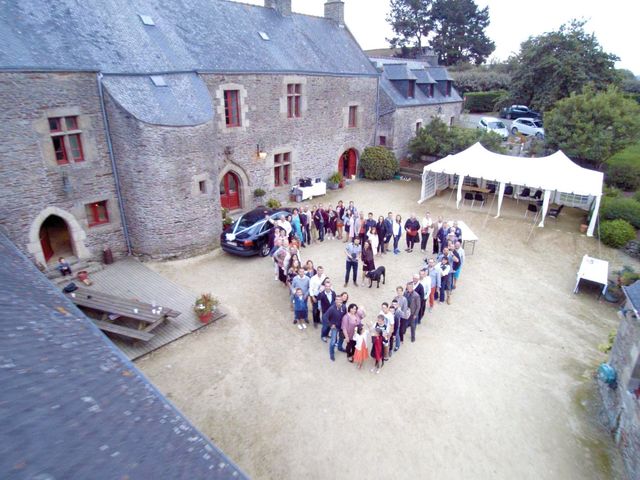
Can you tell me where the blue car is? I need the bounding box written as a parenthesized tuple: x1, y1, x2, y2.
(500, 105, 541, 120)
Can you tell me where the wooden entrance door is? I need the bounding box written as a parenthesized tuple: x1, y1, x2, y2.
(220, 171, 241, 210)
(40, 226, 54, 262)
(338, 149, 357, 178)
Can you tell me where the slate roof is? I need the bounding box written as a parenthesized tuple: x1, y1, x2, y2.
(623, 281, 640, 314)
(382, 63, 417, 81)
(0, 0, 377, 76)
(370, 57, 462, 108)
(0, 233, 246, 480)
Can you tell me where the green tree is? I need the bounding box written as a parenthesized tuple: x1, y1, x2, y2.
(409, 117, 505, 159)
(386, 0, 433, 54)
(386, 0, 494, 65)
(429, 0, 495, 65)
(509, 20, 619, 111)
(544, 85, 640, 168)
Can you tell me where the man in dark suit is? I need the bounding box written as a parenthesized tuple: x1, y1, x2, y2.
(404, 282, 421, 343)
(411, 273, 425, 324)
(323, 297, 345, 361)
(383, 211, 394, 253)
(317, 280, 336, 342)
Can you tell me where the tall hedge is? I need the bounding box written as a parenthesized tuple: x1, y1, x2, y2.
(599, 219, 636, 248)
(359, 146, 399, 180)
(606, 142, 640, 190)
(600, 196, 640, 228)
(463, 90, 507, 113)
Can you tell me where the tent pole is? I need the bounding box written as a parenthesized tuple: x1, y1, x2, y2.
(587, 195, 601, 237)
(482, 193, 497, 229)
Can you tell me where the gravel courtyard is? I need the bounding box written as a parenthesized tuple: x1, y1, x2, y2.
(138, 179, 628, 479)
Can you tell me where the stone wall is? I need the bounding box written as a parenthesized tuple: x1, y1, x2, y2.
(598, 309, 640, 480)
(0, 72, 127, 266)
(390, 101, 463, 161)
(202, 73, 377, 206)
(104, 93, 221, 259)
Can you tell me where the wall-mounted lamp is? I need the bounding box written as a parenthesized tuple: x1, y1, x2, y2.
(224, 146, 233, 157)
(256, 143, 267, 160)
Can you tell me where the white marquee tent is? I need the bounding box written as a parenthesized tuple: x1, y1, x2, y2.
(419, 142, 604, 236)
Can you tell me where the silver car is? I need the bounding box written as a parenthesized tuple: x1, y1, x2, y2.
(511, 117, 544, 138)
(477, 117, 509, 140)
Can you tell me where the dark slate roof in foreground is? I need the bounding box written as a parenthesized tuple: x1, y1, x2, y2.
(0, 233, 246, 480)
(0, 0, 377, 77)
(370, 57, 462, 108)
(623, 281, 640, 312)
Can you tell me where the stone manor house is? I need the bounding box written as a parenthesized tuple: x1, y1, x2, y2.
(0, 0, 461, 265)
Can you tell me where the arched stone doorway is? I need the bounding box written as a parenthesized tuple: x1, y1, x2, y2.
(219, 171, 241, 210)
(338, 149, 358, 179)
(27, 206, 90, 266)
(39, 215, 73, 263)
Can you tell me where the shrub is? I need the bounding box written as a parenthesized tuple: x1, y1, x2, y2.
(359, 146, 399, 180)
(598, 219, 636, 248)
(600, 196, 640, 228)
(634, 191, 640, 203)
(328, 171, 343, 184)
(463, 90, 508, 113)
(604, 186, 622, 198)
(606, 142, 640, 190)
(450, 70, 511, 95)
(265, 198, 281, 209)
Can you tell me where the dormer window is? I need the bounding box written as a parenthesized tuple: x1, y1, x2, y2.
(446, 81, 452, 97)
(408, 81, 415, 99)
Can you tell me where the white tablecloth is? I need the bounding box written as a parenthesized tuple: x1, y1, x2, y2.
(298, 180, 327, 200)
(574, 254, 608, 295)
(448, 220, 478, 254)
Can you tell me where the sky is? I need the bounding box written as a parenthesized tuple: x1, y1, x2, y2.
(237, 0, 640, 74)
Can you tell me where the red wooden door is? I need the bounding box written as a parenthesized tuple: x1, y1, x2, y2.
(220, 172, 240, 210)
(339, 150, 357, 178)
(40, 226, 54, 262)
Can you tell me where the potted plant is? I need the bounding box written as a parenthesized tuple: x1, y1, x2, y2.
(265, 198, 281, 209)
(253, 188, 266, 198)
(193, 293, 219, 323)
(327, 171, 343, 190)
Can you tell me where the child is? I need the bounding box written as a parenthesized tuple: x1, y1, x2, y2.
(57, 257, 72, 277)
(292, 288, 308, 330)
(370, 314, 388, 373)
(352, 324, 368, 370)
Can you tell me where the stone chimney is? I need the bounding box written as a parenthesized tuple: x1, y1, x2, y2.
(264, 0, 291, 16)
(324, 0, 344, 26)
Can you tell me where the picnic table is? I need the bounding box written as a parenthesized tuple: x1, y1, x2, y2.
(461, 185, 491, 194)
(65, 286, 180, 342)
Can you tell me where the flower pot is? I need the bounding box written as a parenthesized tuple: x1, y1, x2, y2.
(339, 180, 345, 189)
(579, 224, 588, 234)
(198, 312, 213, 324)
(327, 182, 339, 190)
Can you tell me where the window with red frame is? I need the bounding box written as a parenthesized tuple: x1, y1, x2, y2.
(287, 83, 301, 118)
(274, 152, 291, 187)
(379, 136, 387, 146)
(408, 81, 415, 98)
(85, 200, 109, 227)
(48, 115, 84, 165)
(224, 90, 241, 127)
(348, 106, 357, 128)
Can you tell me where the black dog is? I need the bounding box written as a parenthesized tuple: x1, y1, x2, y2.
(366, 266, 386, 288)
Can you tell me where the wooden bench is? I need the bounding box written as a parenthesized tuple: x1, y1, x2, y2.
(93, 319, 154, 342)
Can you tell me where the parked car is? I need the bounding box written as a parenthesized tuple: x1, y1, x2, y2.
(510, 117, 544, 138)
(220, 207, 292, 257)
(477, 117, 509, 140)
(499, 105, 541, 120)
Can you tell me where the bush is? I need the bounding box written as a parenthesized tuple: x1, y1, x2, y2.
(409, 117, 506, 159)
(600, 196, 640, 228)
(463, 90, 508, 113)
(265, 198, 281, 209)
(359, 147, 398, 180)
(606, 142, 640, 190)
(598, 219, 636, 248)
(449, 70, 511, 95)
(634, 191, 640, 203)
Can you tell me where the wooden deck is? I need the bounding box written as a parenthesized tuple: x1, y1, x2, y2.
(85, 257, 224, 360)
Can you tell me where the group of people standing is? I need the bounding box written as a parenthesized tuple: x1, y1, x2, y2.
(265, 201, 468, 372)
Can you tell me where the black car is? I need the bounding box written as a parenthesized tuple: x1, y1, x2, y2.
(220, 207, 293, 257)
(499, 105, 541, 120)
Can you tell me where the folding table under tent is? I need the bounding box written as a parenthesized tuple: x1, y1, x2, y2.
(418, 142, 604, 236)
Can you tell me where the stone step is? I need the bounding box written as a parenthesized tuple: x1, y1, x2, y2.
(398, 166, 423, 180)
(47, 260, 104, 285)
